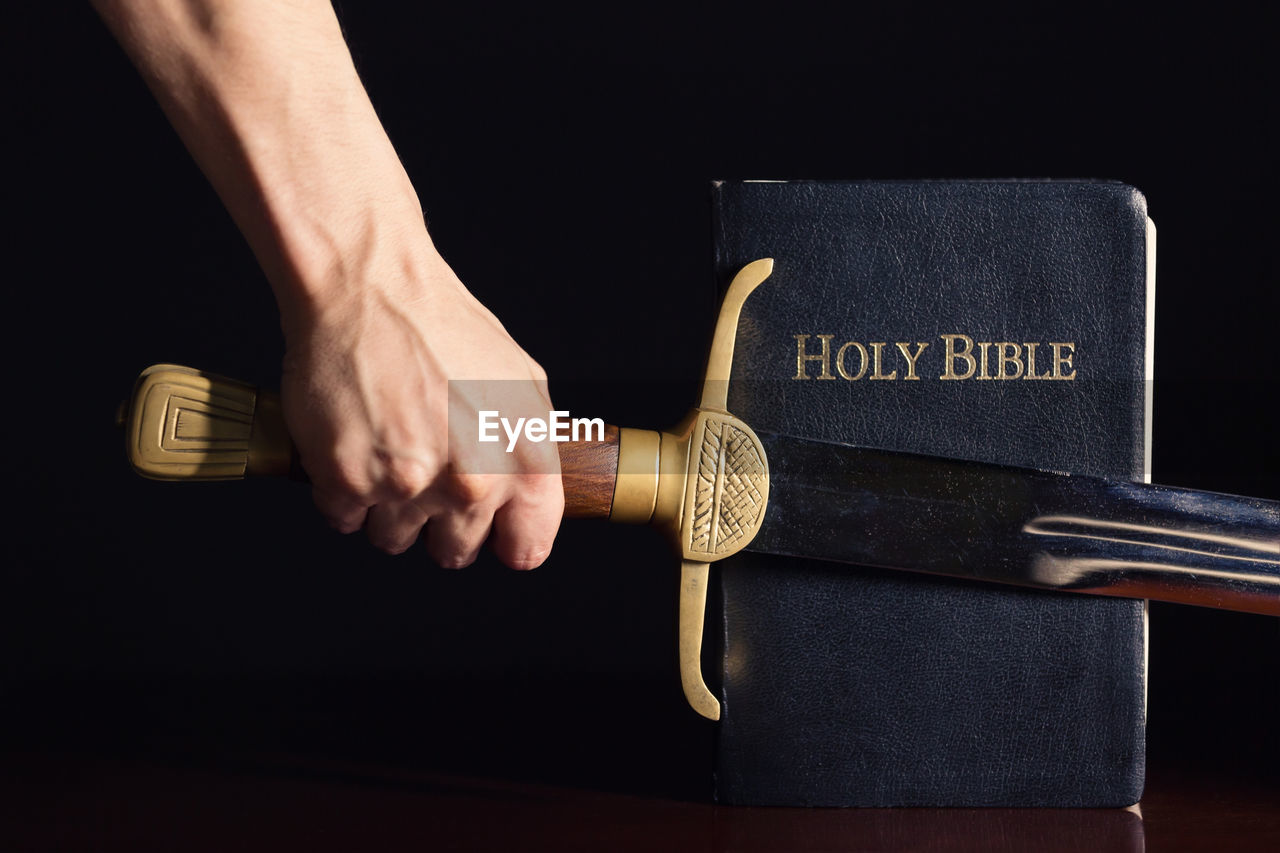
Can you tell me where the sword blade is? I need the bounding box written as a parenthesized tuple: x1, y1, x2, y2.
(749, 433, 1280, 615)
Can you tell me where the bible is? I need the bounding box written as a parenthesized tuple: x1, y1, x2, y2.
(711, 180, 1150, 806)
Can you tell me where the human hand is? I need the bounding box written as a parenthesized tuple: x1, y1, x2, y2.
(90, 0, 563, 568)
(278, 237, 564, 568)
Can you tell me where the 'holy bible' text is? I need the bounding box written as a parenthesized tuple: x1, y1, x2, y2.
(793, 334, 1077, 381)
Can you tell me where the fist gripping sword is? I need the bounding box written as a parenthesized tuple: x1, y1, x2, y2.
(122, 259, 1280, 720)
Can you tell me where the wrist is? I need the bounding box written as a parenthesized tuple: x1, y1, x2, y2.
(263, 169, 432, 313)
(93, 0, 442, 332)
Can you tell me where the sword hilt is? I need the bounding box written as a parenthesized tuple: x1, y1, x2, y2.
(121, 260, 778, 722)
(122, 362, 626, 518)
(123, 364, 296, 481)
(122, 366, 770, 547)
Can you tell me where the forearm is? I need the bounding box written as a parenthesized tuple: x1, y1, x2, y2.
(89, 0, 430, 329)
(94, 0, 563, 568)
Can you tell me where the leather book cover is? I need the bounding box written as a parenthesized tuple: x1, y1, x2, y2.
(711, 180, 1150, 806)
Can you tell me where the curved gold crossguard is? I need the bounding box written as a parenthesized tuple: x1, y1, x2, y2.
(123, 259, 775, 721)
(604, 259, 774, 719)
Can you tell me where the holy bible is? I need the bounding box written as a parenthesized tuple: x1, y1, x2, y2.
(711, 180, 1150, 806)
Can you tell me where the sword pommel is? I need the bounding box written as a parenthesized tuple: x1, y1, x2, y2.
(124, 364, 293, 481)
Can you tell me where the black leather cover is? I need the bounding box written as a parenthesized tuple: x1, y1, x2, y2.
(711, 180, 1149, 806)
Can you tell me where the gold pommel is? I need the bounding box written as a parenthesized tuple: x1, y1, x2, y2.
(125, 364, 292, 481)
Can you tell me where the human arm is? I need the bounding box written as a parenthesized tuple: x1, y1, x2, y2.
(91, 0, 563, 567)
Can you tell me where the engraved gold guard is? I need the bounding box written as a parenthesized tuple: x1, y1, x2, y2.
(607, 258, 774, 720)
(123, 259, 776, 721)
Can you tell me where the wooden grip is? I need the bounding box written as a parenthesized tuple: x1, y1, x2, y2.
(559, 424, 620, 519)
(125, 364, 622, 519)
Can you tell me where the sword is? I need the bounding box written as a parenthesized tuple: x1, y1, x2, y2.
(121, 259, 1280, 720)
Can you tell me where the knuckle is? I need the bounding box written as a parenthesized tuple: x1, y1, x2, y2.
(328, 515, 363, 535)
(510, 473, 565, 512)
(516, 443, 561, 477)
(382, 457, 432, 500)
(426, 528, 482, 569)
(433, 550, 477, 570)
(325, 458, 374, 499)
(368, 529, 416, 556)
(311, 489, 367, 534)
(447, 471, 493, 506)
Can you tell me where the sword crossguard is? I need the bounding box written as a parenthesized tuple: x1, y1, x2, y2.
(604, 258, 774, 719)
(607, 406, 770, 720)
(121, 259, 777, 721)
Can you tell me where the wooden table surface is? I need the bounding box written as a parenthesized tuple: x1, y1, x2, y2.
(2, 749, 1276, 852)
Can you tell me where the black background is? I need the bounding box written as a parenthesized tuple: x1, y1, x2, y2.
(4, 1, 1276, 802)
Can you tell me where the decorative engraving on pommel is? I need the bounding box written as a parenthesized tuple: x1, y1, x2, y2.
(124, 364, 295, 481)
(126, 364, 258, 481)
(680, 410, 769, 562)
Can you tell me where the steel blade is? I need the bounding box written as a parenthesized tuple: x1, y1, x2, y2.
(748, 432, 1280, 616)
